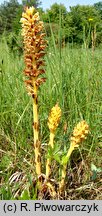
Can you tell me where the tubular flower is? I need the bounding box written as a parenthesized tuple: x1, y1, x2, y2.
(48, 103, 61, 133)
(70, 120, 89, 150)
(20, 6, 47, 92)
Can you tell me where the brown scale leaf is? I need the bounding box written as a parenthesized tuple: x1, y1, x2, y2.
(35, 78, 46, 86)
(35, 52, 46, 59)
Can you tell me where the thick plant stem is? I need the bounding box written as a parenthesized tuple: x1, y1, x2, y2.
(46, 132, 55, 179)
(49, 132, 55, 148)
(59, 146, 74, 192)
(33, 79, 41, 176)
(46, 182, 56, 198)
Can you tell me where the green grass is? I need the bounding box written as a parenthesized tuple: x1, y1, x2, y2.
(0, 38, 102, 199)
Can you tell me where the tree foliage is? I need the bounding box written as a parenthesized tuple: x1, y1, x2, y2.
(0, 0, 41, 34)
(41, 3, 102, 45)
(22, 0, 41, 8)
(0, 0, 20, 33)
(67, 4, 101, 44)
(0, 0, 102, 46)
(94, 1, 102, 16)
(44, 3, 67, 23)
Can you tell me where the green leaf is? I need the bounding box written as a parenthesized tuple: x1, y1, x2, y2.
(91, 163, 102, 173)
(96, 167, 102, 173)
(53, 154, 61, 163)
(91, 163, 97, 172)
(46, 143, 61, 159)
(53, 143, 61, 154)
(46, 146, 53, 158)
(0, 155, 11, 170)
(61, 155, 68, 165)
(20, 188, 30, 200)
(91, 163, 102, 180)
(91, 171, 97, 180)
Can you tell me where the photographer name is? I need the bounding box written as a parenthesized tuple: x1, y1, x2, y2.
(20, 202, 99, 213)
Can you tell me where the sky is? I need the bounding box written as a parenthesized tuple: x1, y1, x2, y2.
(41, 0, 100, 11)
(0, 0, 100, 11)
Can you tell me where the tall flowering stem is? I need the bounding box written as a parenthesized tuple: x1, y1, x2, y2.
(59, 120, 89, 192)
(20, 7, 47, 176)
(46, 103, 61, 179)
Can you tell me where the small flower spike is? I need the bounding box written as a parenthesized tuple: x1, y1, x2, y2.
(59, 120, 89, 193)
(48, 103, 61, 134)
(46, 104, 61, 178)
(70, 120, 89, 150)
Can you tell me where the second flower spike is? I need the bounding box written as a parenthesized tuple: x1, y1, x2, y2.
(46, 103, 61, 178)
(48, 103, 62, 134)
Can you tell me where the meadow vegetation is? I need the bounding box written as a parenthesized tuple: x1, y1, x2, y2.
(0, 1, 102, 200)
(0, 36, 102, 199)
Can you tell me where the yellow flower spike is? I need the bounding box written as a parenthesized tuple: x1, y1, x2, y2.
(48, 103, 61, 134)
(59, 120, 89, 193)
(71, 120, 89, 147)
(20, 6, 47, 177)
(46, 103, 61, 178)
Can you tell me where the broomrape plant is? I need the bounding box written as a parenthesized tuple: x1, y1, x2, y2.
(20, 6, 89, 199)
(20, 6, 46, 177)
